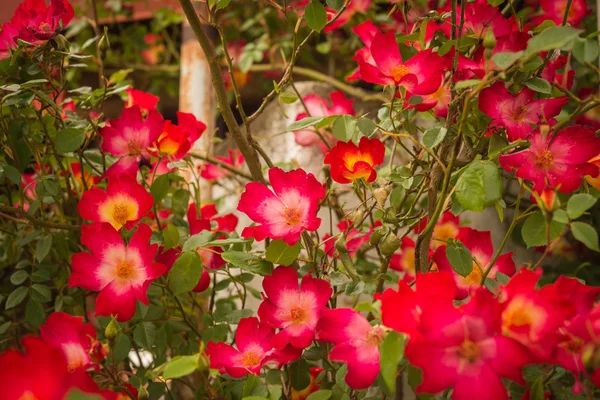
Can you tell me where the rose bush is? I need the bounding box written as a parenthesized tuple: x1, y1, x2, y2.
(1, 0, 600, 399)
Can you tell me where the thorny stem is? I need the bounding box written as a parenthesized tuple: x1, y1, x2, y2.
(177, 0, 266, 183)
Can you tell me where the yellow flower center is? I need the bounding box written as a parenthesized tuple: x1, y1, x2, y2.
(457, 339, 480, 363)
(241, 351, 261, 367)
(290, 307, 307, 324)
(283, 207, 301, 226)
(463, 262, 483, 286)
(116, 260, 134, 279)
(38, 22, 51, 33)
(365, 325, 387, 346)
(112, 203, 131, 227)
(127, 140, 142, 155)
(391, 65, 410, 83)
(513, 105, 528, 122)
(536, 149, 554, 168)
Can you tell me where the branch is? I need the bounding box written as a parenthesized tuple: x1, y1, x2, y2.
(249, 64, 388, 102)
(0, 206, 81, 231)
(177, 0, 266, 183)
(187, 152, 254, 180)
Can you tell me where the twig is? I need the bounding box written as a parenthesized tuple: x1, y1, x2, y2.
(177, 0, 265, 183)
(0, 206, 81, 231)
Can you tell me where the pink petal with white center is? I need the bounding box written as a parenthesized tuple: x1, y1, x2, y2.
(95, 280, 138, 321)
(316, 308, 371, 344)
(370, 30, 401, 76)
(329, 341, 379, 389)
(102, 156, 139, 180)
(451, 363, 509, 400)
(69, 252, 104, 291)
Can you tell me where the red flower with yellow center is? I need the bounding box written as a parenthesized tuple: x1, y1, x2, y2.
(324, 136, 385, 184)
(78, 176, 154, 231)
(499, 126, 600, 194)
(69, 223, 166, 322)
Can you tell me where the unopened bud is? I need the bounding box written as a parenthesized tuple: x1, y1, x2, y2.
(105, 318, 119, 340)
(53, 34, 70, 51)
(383, 208, 398, 224)
(335, 235, 347, 253)
(537, 189, 559, 212)
(380, 232, 401, 257)
(369, 225, 390, 246)
(349, 208, 365, 225)
(484, 48, 493, 61)
(483, 29, 496, 49)
(137, 385, 149, 400)
(373, 186, 391, 209)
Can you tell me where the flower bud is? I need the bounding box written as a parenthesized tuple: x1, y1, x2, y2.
(483, 30, 496, 49)
(484, 48, 493, 61)
(105, 318, 119, 340)
(137, 385, 149, 400)
(383, 208, 398, 224)
(349, 208, 365, 225)
(380, 232, 401, 257)
(373, 186, 391, 209)
(369, 225, 390, 246)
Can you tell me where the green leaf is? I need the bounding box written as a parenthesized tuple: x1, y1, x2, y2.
(521, 212, 565, 247)
(446, 239, 473, 278)
(357, 117, 377, 137)
(168, 252, 203, 295)
(221, 251, 258, 267)
(0, 321, 11, 335)
(113, 334, 131, 362)
(25, 300, 45, 328)
(162, 355, 199, 379)
(10, 270, 28, 285)
(133, 322, 156, 348)
(454, 79, 481, 90)
(525, 78, 552, 94)
(572, 37, 600, 64)
(332, 115, 359, 142)
(422, 126, 448, 149)
(571, 222, 600, 251)
(6, 286, 28, 310)
(215, 0, 231, 10)
(491, 52, 524, 70)
(220, 309, 254, 324)
(66, 391, 105, 400)
(526, 26, 582, 55)
(305, 0, 327, 32)
(55, 128, 86, 153)
(553, 209, 569, 224)
(290, 358, 311, 390)
(326, 0, 343, 10)
(265, 239, 301, 266)
(182, 231, 213, 252)
(287, 116, 325, 132)
(379, 331, 406, 395)
(163, 224, 180, 250)
(454, 160, 503, 212)
(36, 235, 52, 262)
(306, 390, 333, 400)
(150, 174, 169, 204)
(2, 164, 21, 184)
(567, 193, 597, 220)
(487, 0, 503, 5)
(108, 68, 133, 84)
(30, 284, 51, 302)
(529, 377, 546, 400)
(279, 91, 298, 104)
